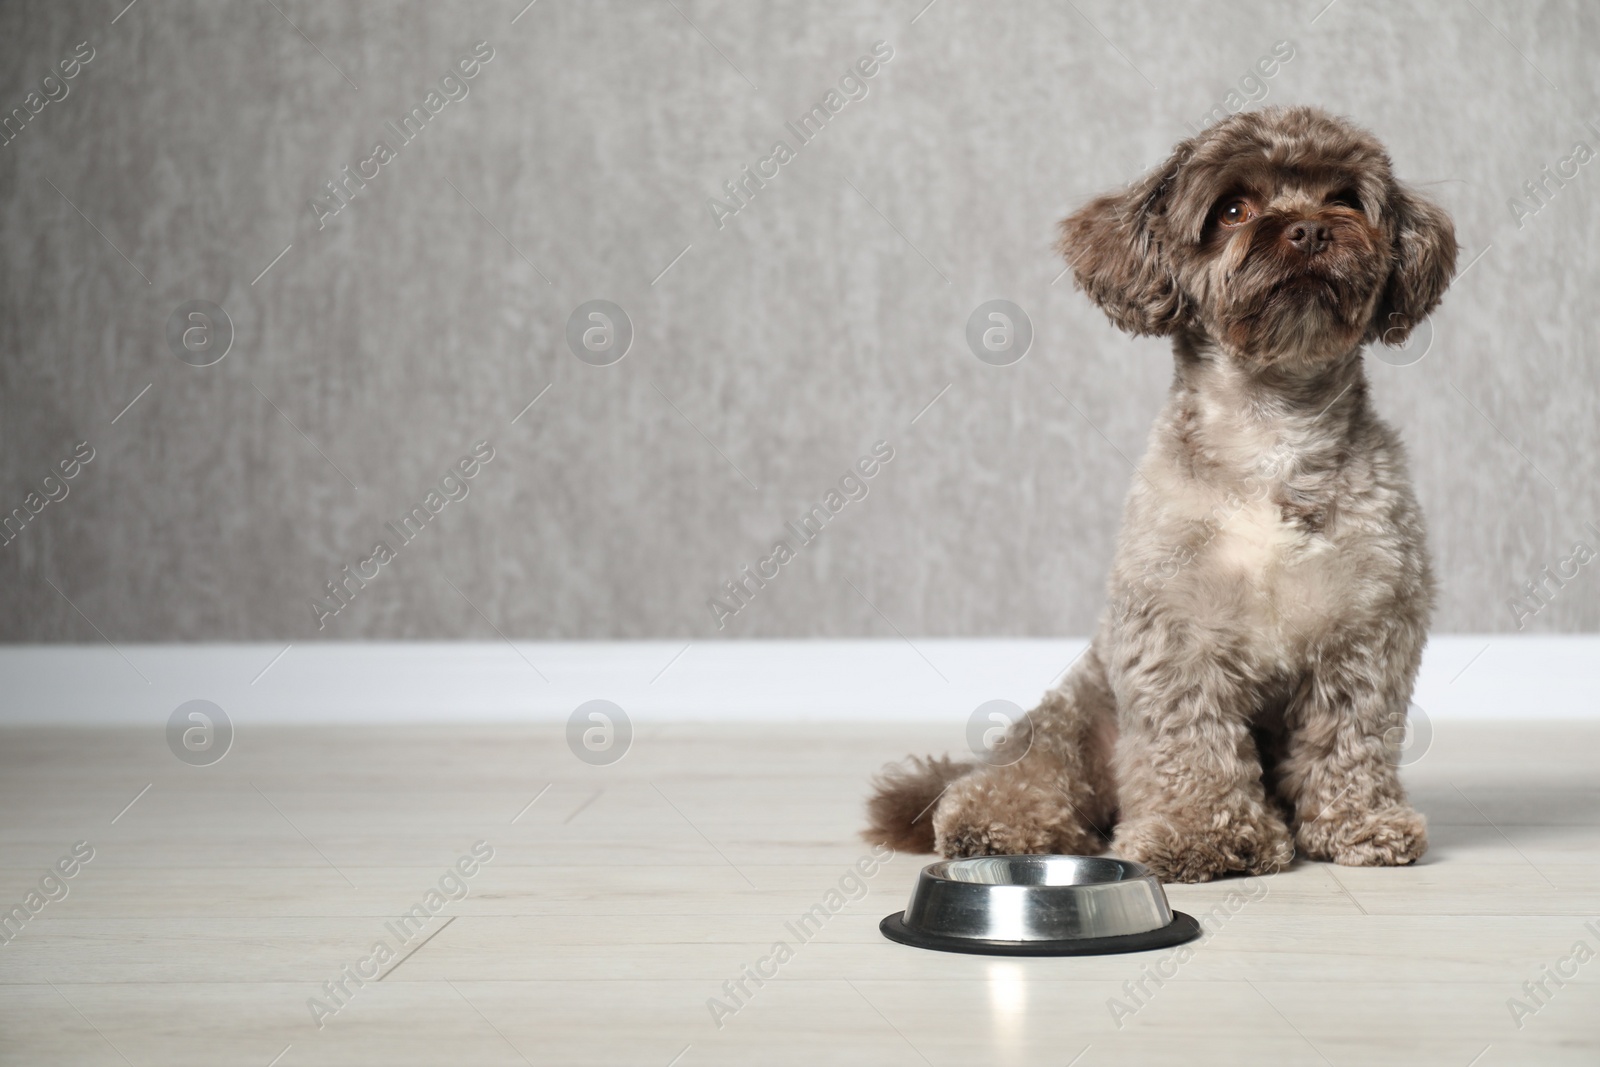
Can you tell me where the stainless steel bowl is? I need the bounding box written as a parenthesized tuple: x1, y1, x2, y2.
(880, 855, 1201, 956)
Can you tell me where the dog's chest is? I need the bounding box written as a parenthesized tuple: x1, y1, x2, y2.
(1209, 493, 1326, 577)
(1181, 416, 1345, 592)
(1203, 482, 1362, 655)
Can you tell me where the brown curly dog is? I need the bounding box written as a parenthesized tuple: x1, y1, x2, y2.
(866, 106, 1457, 883)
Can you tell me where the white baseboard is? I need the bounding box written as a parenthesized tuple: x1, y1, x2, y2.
(0, 636, 1593, 724)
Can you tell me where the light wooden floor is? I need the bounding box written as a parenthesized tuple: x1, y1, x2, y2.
(1, 722, 1597, 1066)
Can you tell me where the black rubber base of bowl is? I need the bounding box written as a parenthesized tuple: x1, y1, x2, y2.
(879, 910, 1202, 956)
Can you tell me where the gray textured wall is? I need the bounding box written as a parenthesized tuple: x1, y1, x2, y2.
(1, 0, 1597, 642)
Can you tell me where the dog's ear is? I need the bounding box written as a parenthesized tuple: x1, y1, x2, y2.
(1058, 150, 1192, 337)
(1371, 184, 1456, 346)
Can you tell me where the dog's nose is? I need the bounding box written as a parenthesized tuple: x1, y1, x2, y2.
(1286, 220, 1332, 254)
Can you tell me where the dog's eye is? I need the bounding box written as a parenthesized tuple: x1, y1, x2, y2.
(1328, 189, 1363, 211)
(1217, 199, 1254, 227)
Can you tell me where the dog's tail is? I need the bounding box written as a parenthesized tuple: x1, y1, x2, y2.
(862, 754, 975, 853)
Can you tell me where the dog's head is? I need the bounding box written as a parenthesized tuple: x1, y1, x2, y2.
(1059, 106, 1456, 365)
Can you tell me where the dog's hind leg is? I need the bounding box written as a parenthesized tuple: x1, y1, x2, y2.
(923, 642, 1120, 858)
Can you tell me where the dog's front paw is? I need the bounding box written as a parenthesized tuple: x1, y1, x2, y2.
(1299, 804, 1427, 867)
(1114, 807, 1294, 883)
(930, 772, 1097, 858)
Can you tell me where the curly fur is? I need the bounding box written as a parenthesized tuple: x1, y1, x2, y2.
(864, 107, 1457, 883)
(864, 755, 972, 853)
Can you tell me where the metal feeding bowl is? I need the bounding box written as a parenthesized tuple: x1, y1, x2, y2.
(880, 855, 1201, 956)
